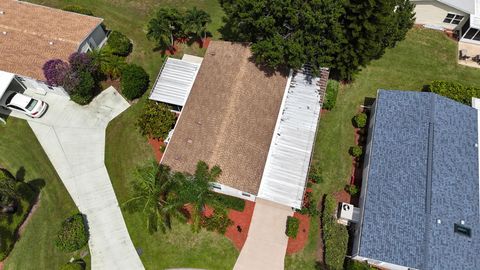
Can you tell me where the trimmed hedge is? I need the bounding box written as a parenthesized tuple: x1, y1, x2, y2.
(286, 216, 299, 238)
(345, 184, 359, 196)
(353, 112, 367, 128)
(323, 80, 339, 110)
(62, 5, 94, 16)
(345, 259, 375, 270)
(215, 193, 245, 211)
(349, 145, 363, 158)
(55, 214, 89, 252)
(106, 31, 133, 56)
(323, 195, 349, 270)
(121, 64, 150, 100)
(428, 80, 480, 106)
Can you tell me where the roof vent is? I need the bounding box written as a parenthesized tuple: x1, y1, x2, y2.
(0, 11, 4, 15)
(437, 219, 442, 224)
(1, 31, 6, 35)
(49, 41, 54, 45)
(454, 223, 471, 237)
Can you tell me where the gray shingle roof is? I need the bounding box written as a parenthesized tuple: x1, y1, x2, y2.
(358, 90, 480, 270)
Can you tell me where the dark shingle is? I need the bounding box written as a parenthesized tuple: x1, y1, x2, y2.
(358, 90, 480, 270)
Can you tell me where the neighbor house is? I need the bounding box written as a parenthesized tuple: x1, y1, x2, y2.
(343, 90, 480, 269)
(413, 0, 480, 43)
(158, 41, 329, 209)
(0, 0, 107, 99)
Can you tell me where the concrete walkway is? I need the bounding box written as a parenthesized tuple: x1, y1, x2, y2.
(3, 87, 144, 269)
(234, 199, 293, 270)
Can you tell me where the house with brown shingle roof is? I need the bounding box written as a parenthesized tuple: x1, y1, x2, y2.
(160, 41, 329, 208)
(0, 0, 106, 97)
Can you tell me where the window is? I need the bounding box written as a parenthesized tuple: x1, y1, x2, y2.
(241, 192, 251, 197)
(454, 223, 471, 237)
(443, 13, 464, 25)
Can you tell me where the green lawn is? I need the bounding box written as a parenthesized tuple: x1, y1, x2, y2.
(28, 0, 224, 77)
(286, 28, 480, 269)
(0, 119, 87, 269)
(105, 98, 238, 269)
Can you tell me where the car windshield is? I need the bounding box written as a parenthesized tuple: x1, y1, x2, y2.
(26, 99, 38, 111)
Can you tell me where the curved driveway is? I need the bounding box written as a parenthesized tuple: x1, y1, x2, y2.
(4, 87, 144, 269)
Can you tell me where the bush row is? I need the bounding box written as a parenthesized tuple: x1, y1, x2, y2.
(322, 194, 349, 270)
(323, 80, 339, 110)
(285, 216, 299, 239)
(215, 193, 246, 212)
(428, 80, 480, 106)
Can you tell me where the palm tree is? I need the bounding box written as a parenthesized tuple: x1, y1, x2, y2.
(123, 161, 184, 233)
(185, 7, 212, 41)
(180, 161, 224, 232)
(146, 8, 184, 51)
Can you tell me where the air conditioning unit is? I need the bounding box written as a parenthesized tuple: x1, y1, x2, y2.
(337, 202, 360, 225)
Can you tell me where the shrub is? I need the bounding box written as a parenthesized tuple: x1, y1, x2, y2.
(428, 80, 480, 106)
(70, 72, 95, 105)
(136, 100, 176, 140)
(323, 195, 348, 269)
(353, 112, 367, 128)
(285, 216, 300, 238)
(62, 5, 94, 16)
(121, 64, 150, 100)
(106, 31, 132, 56)
(323, 80, 339, 110)
(349, 146, 363, 158)
(297, 192, 319, 216)
(42, 59, 70, 86)
(215, 193, 245, 211)
(55, 214, 89, 252)
(345, 184, 359, 196)
(69, 52, 98, 75)
(202, 209, 233, 234)
(308, 167, 323, 184)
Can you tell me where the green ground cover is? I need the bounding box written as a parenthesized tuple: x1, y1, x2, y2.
(0, 119, 87, 269)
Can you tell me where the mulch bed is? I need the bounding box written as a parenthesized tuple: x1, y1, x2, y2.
(148, 138, 165, 162)
(286, 211, 310, 254)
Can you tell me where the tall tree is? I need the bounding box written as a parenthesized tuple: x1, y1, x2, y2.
(123, 161, 185, 233)
(185, 7, 212, 40)
(147, 8, 185, 50)
(179, 161, 224, 232)
(220, 0, 414, 80)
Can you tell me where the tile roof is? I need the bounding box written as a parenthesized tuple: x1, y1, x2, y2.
(358, 90, 480, 269)
(0, 0, 103, 80)
(161, 41, 288, 195)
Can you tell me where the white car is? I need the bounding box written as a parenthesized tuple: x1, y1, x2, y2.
(1, 91, 48, 118)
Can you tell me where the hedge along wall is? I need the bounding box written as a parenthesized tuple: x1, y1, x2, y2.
(323, 80, 339, 110)
(322, 194, 349, 270)
(428, 80, 480, 106)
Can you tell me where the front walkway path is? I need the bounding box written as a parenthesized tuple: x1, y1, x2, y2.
(4, 87, 144, 269)
(234, 199, 293, 270)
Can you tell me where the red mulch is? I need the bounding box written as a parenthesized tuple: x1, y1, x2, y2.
(181, 201, 255, 250)
(286, 212, 310, 254)
(225, 200, 255, 250)
(333, 190, 351, 204)
(148, 138, 165, 162)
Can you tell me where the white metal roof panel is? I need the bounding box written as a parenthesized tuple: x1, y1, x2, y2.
(0, 71, 15, 100)
(149, 58, 201, 107)
(257, 70, 322, 209)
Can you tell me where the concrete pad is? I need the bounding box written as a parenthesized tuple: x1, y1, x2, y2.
(12, 87, 144, 269)
(234, 199, 293, 270)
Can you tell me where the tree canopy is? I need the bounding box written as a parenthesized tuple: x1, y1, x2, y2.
(220, 0, 415, 80)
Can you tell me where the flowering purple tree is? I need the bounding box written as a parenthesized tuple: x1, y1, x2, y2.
(42, 59, 70, 86)
(68, 52, 98, 74)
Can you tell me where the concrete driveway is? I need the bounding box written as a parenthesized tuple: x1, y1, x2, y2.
(234, 199, 293, 270)
(2, 87, 144, 269)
